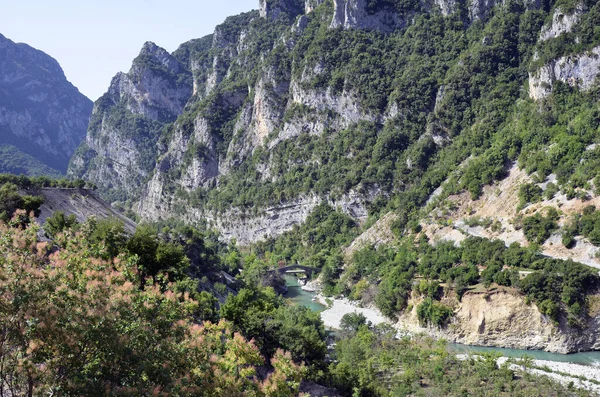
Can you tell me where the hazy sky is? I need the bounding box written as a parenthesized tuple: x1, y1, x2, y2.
(0, 1, 256, 100)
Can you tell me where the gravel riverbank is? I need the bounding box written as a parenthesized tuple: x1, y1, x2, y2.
(457, 355, 600, 395)
(314, 294, 388, 329)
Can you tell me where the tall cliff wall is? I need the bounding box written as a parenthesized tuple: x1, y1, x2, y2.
(68, 41, 193, 203)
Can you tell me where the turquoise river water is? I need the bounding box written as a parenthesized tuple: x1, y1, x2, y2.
(283, 275, 326, 313)
(284, 275, 600, 366)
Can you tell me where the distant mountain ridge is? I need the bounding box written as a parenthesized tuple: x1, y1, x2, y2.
(0, 33, 92, 175)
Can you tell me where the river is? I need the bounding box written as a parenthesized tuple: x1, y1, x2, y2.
(284, 275, 600, 366)
(283, 275, 326, 313)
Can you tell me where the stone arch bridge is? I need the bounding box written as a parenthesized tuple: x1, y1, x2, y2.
(277, 264, 321, 278)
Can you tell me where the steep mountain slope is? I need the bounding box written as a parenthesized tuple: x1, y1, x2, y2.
(0, 33, 92, 175)
(68, 41, 196, 203)
(73, 0, 553, 240)
(28, 187, 137, 233)
(71, 0, 600, 252)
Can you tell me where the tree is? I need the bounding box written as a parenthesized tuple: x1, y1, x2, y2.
(127, 224, 189, 286)
(220, 287, 284, 356)
(416, 298, 453, 327)
(88, 216, 128, 259)
(273, 305, 327, 375)
(43, 210, 78, 239)
(340, 312, 368, 335)
(0, 182, 44, 223)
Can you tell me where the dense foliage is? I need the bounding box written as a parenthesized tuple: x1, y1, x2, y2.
(328, 324, 587, 396)
(0, 218, 305, 396)
(522, 207, 559, 244)
(341, 236, 599, 323)
(0, 173, 90, 189)
(0, 209, 589, 396)
(220, 287, 327, 376)
(0, 182, 44, 222)
(0, 144, 62, 177)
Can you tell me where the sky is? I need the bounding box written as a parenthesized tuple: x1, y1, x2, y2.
(0, 1, 256, 100)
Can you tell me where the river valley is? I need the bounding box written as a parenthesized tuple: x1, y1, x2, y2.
(284, 275, 600, 367)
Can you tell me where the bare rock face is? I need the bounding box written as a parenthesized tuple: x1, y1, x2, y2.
(331, 0, 409, 33)
(399, 288, 600, 353)
(260, 0, 305, 20)
(529, 46, 600, 101)
(448, 289, 558, 350)
(224, 66, 290, 170)
(539, 3, 585, 42)
(143, 113, 221, 206)
(106, 42, 191, 122)
(0, 33, 92, 174)
(435, 0, 457, 16)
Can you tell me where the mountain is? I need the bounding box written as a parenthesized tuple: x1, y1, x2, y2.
(69, 0, 562, 240)
(69, 0, 600, 353)
(0, 33, 92, 176)
(68, 41, 194, 204)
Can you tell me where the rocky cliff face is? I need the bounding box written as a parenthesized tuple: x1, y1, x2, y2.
(330, 0, 409, 33)
(74, 0, 600, 245)
(260, 0, 305, 19)
(0, 33, 92, 175)
(529, 46, 600, 100)
(538, 3, 585, 42)
(108, 42, 191, 121)
(397, 288, 600, 353)
(68, 41, 193, 203)
(134, 5, 384, 240)
(528, 2, 600, 101)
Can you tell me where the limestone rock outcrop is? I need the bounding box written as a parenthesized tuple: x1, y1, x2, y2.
(529, 46, 600, 100)
(330, 0, 409, 33)
(68, 41, 192, 201)
(260, 0, 305, 20)
(399, 288, 600, 353)
(539, 3, 585, 42)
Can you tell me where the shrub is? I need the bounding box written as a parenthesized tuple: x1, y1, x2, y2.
(416, 298, 453, 327)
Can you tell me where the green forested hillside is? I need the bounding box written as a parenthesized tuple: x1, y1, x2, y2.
(0, 145, 62, 177)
